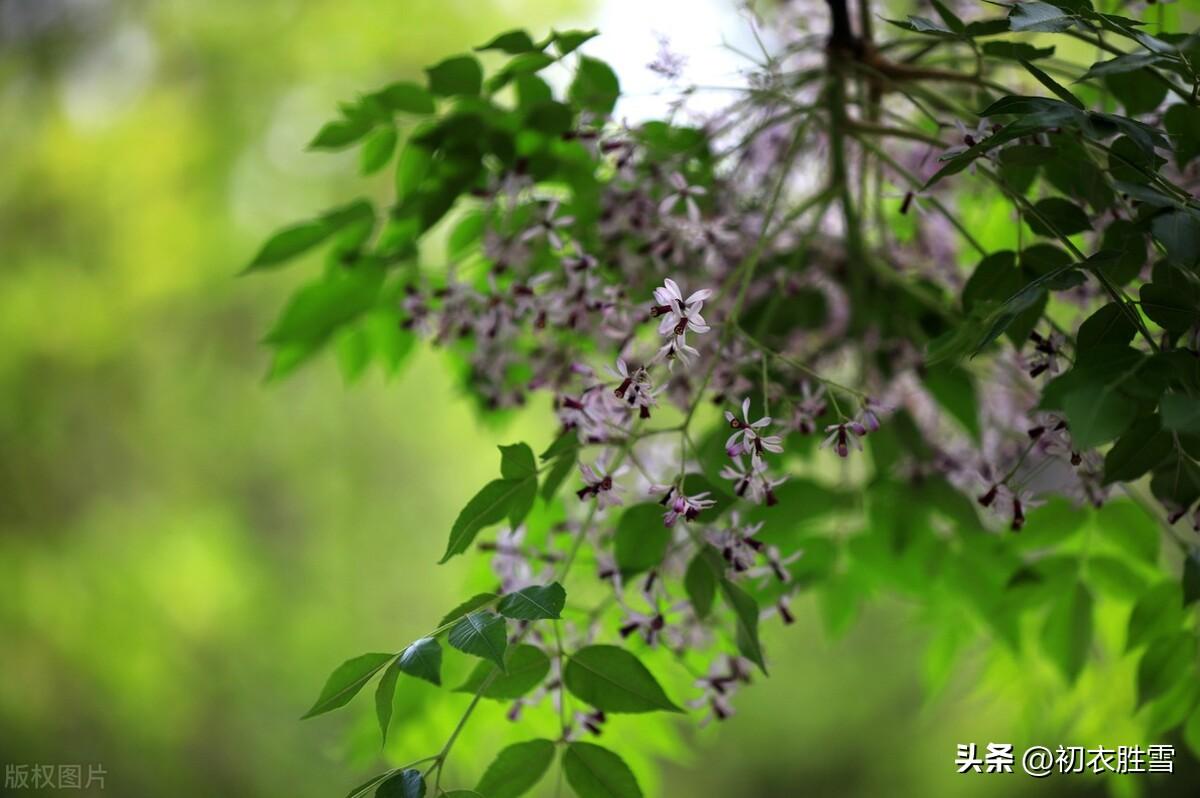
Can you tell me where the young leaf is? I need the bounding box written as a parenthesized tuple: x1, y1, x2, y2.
(562, 742, 643, 798)
(375, 657, 402, 745)
(497, 582, 566, 620)
(454, 644, 550, 699)
(1040, 583, 1092, 683)
(448, 611, 508, 670)
(564, 645, 683, 713)
(721, 579, 768, 673)
(376, 768, 426, 798)
(397, 636, 442, 686)
(302, 652, 394, 719)
(475, 739, 557, 798)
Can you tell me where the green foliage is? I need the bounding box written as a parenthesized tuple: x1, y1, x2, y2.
(476, 740, 557, 798)
(303, 652, 394, 719)
(564, 645, 683, 714)
(447, 610, 508, 670)
(562, 743, 643, 798)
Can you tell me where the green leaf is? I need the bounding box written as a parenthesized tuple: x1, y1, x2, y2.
(476, 739, 557, 798)
(1163, 394, 1200, 435)
(1062, 386, 1135, 449)
(982, 41, 1055, 61)
(1141, 282, 1200, 333)
(1106, 69, 1168, 116)
(1165, 105, 1200, 168)
(376, 769, 425, 798)
(1185, 555, 1200, 607)
(497, 582, 566, 620)
(924, 365, 980, 439)
(1127, 581, 1184, 652)
(721, 579, 768, 673)
(1040, 583, 1092, 683)
(499, 443, 538, 479)
(375, 82, 435, 114)
(440, 479, 531, 563)
(360, 125, 398, 175)
(1082, 52, 1164, 80)
(302, 652, 393, 719)
(310, 118, 373, 150)
(562, 743, 643, 798)
(1009, 2, 1075, 33)
(564, 645, 683, 713)
(1151, 210, 1200, 269)
(1026, 197, 1091, 237)
(541, 449, 577, 502)
(1137, 633, 1194, 707)
(569, 56, 619, 115)
(1077, 303, 1136, 351)
(246, 200, 373, 272)
(1185, 703, 1200, 761)
(684, 547, 720, 619)
(426, 55, 483, 97)
(443, 792, 484, 798)
(1020, 60, 1083, 109)
(454, 644, 550, 699)
(1103, 416, 1173, 484)
(264, 266, 384, 349)
(476, 30, 538, 54)
(614, 503, 670, 576)
(397, 636, 442, 686)
(438, 593, 498, 628)
(553, 29, 599, 56)
(448, 611, 508, 670)
(375, 657, 402, 745)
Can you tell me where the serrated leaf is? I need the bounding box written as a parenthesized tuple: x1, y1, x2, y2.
(497, 582, 566, 620)
(564, 645, 683, 713)
(562, 743, 643, 798)
(476, 739, 557, 798)
(448, 611, 508, 670)
(302, 652, 393, 719)
(397, 636, 442, 686)
(454, 644, 550, 699)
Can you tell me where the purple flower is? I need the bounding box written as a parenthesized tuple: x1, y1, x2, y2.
(821, 421, 866, 458)
(724, 397, 784, 461)
(658, 172, 707, 223)
(652, 277, 712, 338)
(520, 200, 575, 250)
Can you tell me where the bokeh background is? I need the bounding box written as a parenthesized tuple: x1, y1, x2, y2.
(2, 1, 1198, 796)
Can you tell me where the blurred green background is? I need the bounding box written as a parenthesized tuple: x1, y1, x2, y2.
(1, 1, 1196, 796)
